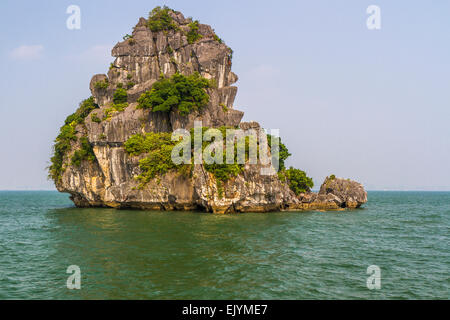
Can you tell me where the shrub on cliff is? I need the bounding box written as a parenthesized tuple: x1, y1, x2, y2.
(189, 126, 247, 183)
(49, 124, 76, 182)
(213, 33, 223, 44)
(103, 103, 128, 121)
(125, 127, 259, 189)
(280, 167, 314, 195)
(265, 135, 313, 195)
(123, 124, 312, 197)
(138, 145, 178, 184)
(64, 97, 98, 125)
(266, 134, 291, 171)
(147, 6, 178, 32)
(113, 88, 128, 104)
(124, 132, 173, 156)
(137, 72, 211, 116)
(124, 132, 179, 186)
(94, 79, 109, 90)
(91, 113, 101, 123)
(71, 136, 96, 167)
(49, 97, 98, 181)
(123, 34, 135, 44)
(187, 20, 203, 44)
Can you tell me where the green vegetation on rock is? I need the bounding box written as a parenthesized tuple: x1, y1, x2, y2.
(124, 132, 179, 187)
(213, 33, 223, 44)
(49, 97, 98, 182)
(98, 88, 129, 121)
(187, 20, 203, 44)
(94, 79, 109, 90)
(125, 126, 259, 189)
(123, 124, 314, 197)
(136, 72, 212, 116)
(228, 48, 234, 61)
(266, 134, 291, 171)
(147, 6, 178, 32)
(71, 136, 96, 167)
(191, 127, 246, 183)
(266, 134, 313, 195)
(64, 97, 98, 125)
(103, 103, 128, 121)
(123, 34, 135, 44)
(91, 113, 101, 123)
(279, 167, 314, 195)
(113, 88, 128, 104)
(49, 123, 76, 182)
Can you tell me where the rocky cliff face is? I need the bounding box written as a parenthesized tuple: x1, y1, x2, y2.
(52, 8, 367, 213)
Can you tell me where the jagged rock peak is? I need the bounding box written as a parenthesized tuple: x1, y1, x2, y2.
(90, 7, 238, 115)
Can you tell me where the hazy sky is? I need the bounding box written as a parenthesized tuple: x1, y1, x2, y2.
(0, 0, 449, 190)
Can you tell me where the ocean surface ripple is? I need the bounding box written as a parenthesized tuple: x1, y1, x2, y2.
(0, 191, 448, 299)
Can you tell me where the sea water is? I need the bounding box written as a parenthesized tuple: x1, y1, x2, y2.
(0, 191, 448, 299)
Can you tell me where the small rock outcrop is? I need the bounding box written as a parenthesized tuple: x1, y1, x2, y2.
(286, 177, 367, 211)
(50, 7, 367, 213)
(318, 176, 368, 208)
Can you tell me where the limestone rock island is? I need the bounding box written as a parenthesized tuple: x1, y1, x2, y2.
(49, 7, 367, 213)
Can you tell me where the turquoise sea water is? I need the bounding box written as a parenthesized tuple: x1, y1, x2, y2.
(0, 191, 448, 299)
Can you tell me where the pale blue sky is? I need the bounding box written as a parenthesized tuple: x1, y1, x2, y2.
(0, 0, 449, 190)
